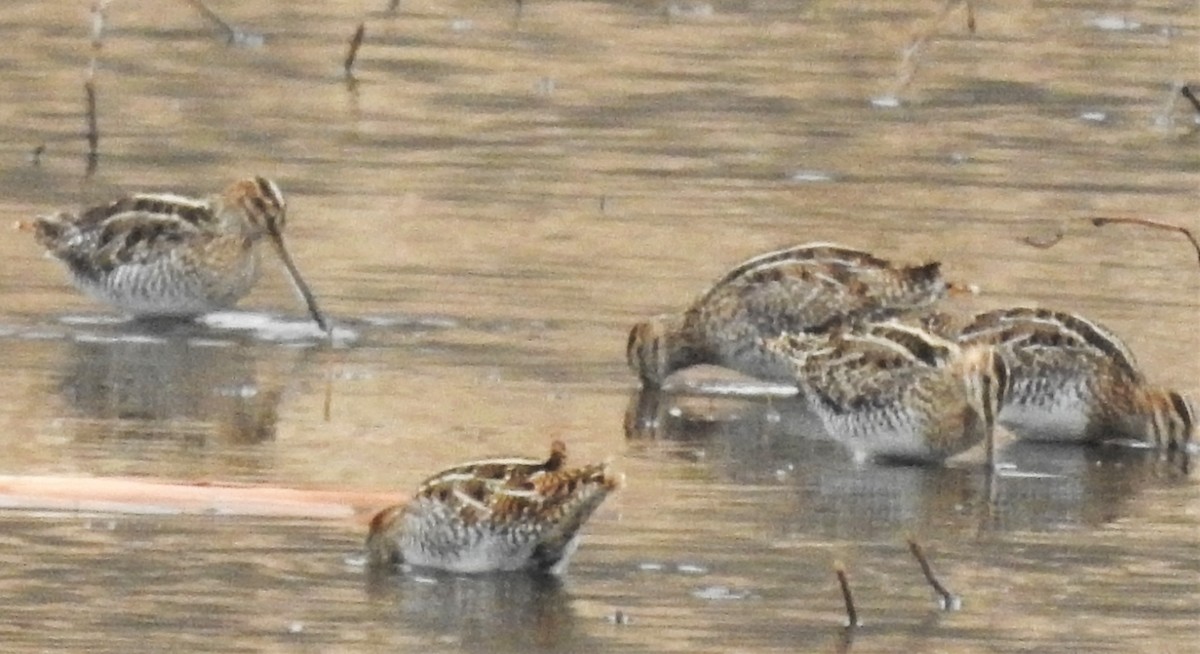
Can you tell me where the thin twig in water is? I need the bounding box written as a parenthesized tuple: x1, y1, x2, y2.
(1091, 217, 1200, 272)
(907, 538, 959, 610)
(29, 144, 45, 166)
(1182, 85, 1200, 114)
(344, 22, 365, 79)
(387, 0, 401, 11)
(965, 0, 976, 33)
(833, 561, 859, 627)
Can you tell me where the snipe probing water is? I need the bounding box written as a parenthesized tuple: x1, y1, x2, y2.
(627, 243, 969, 388)
(957, 307, 1193, 450)
(366, 441, 621, 574)
(764, 320, 1007, 464)
(20, 177, 330, 332)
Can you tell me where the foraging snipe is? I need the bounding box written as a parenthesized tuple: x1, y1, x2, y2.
(957, 307, 1193, 449)
(627, 243, 966, 388)
(366, 441, 621, 575)
(764, 320, 1006, 464)
(20, 177, 330, 332)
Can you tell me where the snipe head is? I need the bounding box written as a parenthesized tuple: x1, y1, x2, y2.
(219, 177, 330, 334)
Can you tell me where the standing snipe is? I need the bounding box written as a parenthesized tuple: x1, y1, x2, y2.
(366, 441, 621, 575)
(763, 320, 1007, 464)
(957, 307, 1193, 449)
(20, 177, 330, 332)
(626, 243, 969, 388)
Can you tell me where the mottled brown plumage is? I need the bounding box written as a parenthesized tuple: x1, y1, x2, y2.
(764, 320, 1006, 464)
(957, 307, 1192, 449)
(22, 177, 329, 332)
(626, 243, 966, 388)
(366, 441, 621, 575)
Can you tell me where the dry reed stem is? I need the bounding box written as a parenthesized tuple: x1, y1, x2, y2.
(906, 538, 959, 610)
(1091, 217, 1200, 272)
(833, 560, 859, 627)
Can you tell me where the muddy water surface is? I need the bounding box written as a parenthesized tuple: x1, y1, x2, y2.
(0, 0, 1196, 652)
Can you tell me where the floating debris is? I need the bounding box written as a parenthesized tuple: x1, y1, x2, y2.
(665, 1, 715, 22)
(788, 170, 836, 183)
(1088, 14, 1141, 32)
(692, 585, 753, 600)
(1021, 229, 1065, 249)
(870, 95, 902, 109)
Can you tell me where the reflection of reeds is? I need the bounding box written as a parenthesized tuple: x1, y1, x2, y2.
(833, 560, 859, 627)
(344, 22, 366, 80)
(183, 0, 236, 41)
(881, 0, 975, 103)
(85, 80, 99, 176)
(85, 0, 106, 177)
(907, 538, 959, 610)
(182, 0, 263, 46)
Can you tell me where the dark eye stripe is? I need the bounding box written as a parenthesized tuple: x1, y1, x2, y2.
(249, 195, 270, 216)
(254, 177, 283, 210)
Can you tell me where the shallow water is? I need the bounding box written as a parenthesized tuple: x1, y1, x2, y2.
(0, 0, 1197, 652)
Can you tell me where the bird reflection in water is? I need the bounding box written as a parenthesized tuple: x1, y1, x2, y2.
(365, 570, 580, 650)
(57, 324, 315, 460)
(624, 387, 1186, 535)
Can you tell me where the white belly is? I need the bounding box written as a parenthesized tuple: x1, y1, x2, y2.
(1000, 401, 1092, 443)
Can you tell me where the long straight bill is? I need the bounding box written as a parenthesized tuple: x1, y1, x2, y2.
(267, 230, 331, 336)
